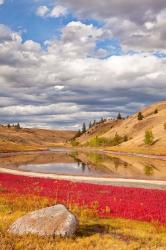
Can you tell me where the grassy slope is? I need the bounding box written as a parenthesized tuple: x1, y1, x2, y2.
(0, 126, 75, 152)
(78, 101, 166, 155)
(1, 194, 166, 250)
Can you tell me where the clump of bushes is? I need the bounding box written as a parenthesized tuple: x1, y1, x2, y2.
(7, 123, 21, 130)
(87, 133, 128, 147)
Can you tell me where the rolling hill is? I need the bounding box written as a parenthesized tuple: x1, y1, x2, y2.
(0, 126, 76, 153)
(77, 101, 166, 155)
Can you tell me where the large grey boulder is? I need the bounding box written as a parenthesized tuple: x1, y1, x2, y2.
(9, 204, 78, 237)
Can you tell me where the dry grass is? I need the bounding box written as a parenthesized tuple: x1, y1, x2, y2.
(79, 101, 166, 155)
(0, 126, 75, 153)
(0, 193, 166, 250)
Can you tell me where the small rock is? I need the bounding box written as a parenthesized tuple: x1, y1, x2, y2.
(9, 204, 78, 237)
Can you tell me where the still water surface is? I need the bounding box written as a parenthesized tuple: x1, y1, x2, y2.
(0, 148, 166, 180)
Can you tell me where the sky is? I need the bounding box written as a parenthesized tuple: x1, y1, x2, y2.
(0, 0, 166, 130)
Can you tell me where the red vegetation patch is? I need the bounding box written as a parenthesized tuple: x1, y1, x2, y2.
(0, 173, 166, 224)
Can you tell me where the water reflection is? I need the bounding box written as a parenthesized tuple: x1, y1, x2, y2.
(0, 149, 166, 180)
(19, 162, 94, 176)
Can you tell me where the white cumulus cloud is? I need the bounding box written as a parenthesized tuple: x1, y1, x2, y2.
(36, 5, 49, 17)
(0, 0, 4, 5)
(36, 5, 67, 18)
(0, 23, 166, 129)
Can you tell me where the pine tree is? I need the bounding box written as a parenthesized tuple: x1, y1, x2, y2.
(74, 129, 82, 138)
(89, 121, 92, 129)
(16, 122, 21, 130)
(138, 112, 144, 121)
(82, 122, 86, 133)
(100, 117, 104, 123)
(117, 113, 122, 120)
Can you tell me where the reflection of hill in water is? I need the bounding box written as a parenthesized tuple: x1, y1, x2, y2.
(0, 150, 166, 180)
(0, 152, 75, 169)
(74, 151, 166, 180)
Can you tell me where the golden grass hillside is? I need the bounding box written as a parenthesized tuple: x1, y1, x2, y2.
(0, 126, 75, 153)
(78, 101, 166, 155)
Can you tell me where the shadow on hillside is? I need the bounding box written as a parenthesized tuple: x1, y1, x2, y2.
(76, 224, 109, 237)
(151, 139, 160, 145)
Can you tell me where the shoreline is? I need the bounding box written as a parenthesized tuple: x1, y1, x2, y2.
(1, 167, 166, 190)
(1, 147, 166, 161)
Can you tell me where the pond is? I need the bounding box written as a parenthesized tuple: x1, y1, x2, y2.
(0, 148, 166, 181)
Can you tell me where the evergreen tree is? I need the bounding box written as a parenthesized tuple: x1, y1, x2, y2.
(89, 121, 92, 129)
(74, 129, 82, 138)
(82, 122, 86, 133)
(93, 120, 96, 126)
(100, 117, 104, 123)
(117, 113, 122, 120)
(138, 112, 144, 121)
(7, 124, 11, 129)
(16, 122, 21, 130)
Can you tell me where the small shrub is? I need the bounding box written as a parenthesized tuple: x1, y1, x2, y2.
(138, 112, 144, 121)
(113, 132, 122, 146)
(71, 140, 80, 146)
(144, 165, 154, 176)
(88, 136, 108, 147)
(73, 129, 82, 139)
(164, 122, 166, 130)
(144, 129, 154, 145)
(123, 135, 128, 142)
(154, 109, 158, 114)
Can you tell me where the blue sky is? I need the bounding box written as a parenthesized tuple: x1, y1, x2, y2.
(0, 0, 121, 55)
(0, 0, 74, 42)
(0, 0, 165, 129)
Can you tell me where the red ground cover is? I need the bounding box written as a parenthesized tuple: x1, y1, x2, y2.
(0, 173, 166, 224)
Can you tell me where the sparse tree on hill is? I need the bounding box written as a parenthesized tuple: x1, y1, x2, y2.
(89, 121, 92, 129)
(117, 113, 122, 120)
(138, 112, 144, 121)
(100, 117, 104, 123)
(144, 129, 154, 145)
(82, 122, 86, 133)
(93, 120, 96, 126)
(16, 122, 21, 130)
(113, 132, 122, 146)
(123, 135, 128, 142)
(7, 124, 11, 129)
(154, 109, 158, 114)
(74, 129, 82, 139)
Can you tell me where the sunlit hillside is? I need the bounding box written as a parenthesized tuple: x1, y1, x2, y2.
(78, 102, 166, 155)
(0, 126, 75, 152)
